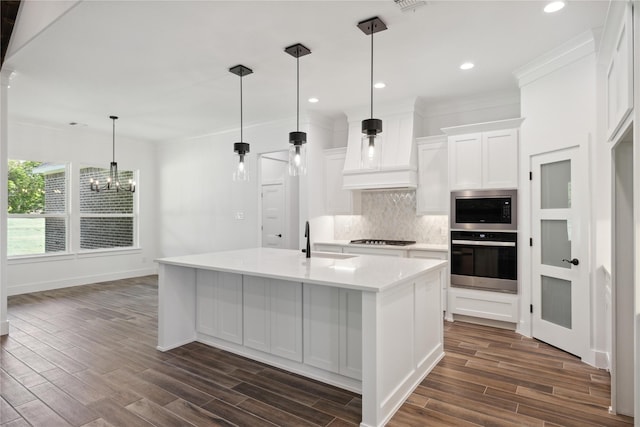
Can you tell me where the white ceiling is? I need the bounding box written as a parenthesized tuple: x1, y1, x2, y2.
(4, 0, 609, 142)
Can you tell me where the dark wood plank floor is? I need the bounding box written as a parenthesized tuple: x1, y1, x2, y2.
(1, 276, 634, 426)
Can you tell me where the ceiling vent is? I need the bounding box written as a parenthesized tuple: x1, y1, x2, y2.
(394, 0, 427, 13)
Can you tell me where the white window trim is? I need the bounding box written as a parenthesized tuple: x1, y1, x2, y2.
(7, 161, 71, 258)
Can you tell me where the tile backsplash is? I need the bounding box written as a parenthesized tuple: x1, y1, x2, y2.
(333, 190, 448, 244)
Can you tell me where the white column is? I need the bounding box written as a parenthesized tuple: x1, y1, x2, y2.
(156, 263, 197, 350)
(0, 70, 10, 336)
(632, 0, 640, 420)
(360, 290, 381, 427)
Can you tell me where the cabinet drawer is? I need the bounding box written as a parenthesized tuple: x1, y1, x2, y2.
(448, 287, 518, 323)
(343, 247, 406, 257)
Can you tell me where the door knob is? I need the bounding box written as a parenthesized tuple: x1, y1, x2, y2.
(276, 234, 282, 238)
(562, 258, 579, 266)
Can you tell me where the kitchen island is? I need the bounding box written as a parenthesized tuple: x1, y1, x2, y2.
(156, 248, 446, 427)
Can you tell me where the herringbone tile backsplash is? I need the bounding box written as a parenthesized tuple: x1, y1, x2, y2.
(333, 190, 448, 244)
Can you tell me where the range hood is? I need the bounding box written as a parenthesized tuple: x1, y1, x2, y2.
(342, 99, 422, 190)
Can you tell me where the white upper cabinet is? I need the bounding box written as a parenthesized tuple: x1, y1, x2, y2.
(482, 129, 519, 188)
(324, 148, 361, 215)
(443, 118, 524, 190)
(416, 136, 448, 214)
(448, 133, 483, 190)
(600, 2, 633, 141)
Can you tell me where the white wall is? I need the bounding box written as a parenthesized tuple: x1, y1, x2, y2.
(156, 115, 334, 258)
(519, 49, 600, 364)
(6, 119, 158, 295)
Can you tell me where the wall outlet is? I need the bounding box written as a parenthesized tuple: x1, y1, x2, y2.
(235, 211, 245, 220)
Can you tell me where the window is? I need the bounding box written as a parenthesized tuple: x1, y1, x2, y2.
(79, 166, 137, 250)
(7, 160, 68, 257)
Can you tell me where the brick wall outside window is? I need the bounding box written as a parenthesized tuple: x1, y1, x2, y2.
(79, 167, 136, 250)
(44, 171, 66, 252)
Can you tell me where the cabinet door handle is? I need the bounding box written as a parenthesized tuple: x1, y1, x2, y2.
(276, 234, 282, 238)
(562, 258, 579, 266)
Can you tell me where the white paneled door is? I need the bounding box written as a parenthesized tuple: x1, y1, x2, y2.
(531, 147, 589, 358)
(261, 183, 285, 249)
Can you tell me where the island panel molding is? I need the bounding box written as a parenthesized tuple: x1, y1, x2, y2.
(156, 248, 446, 427)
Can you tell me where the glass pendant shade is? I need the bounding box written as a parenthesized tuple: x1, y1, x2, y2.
(233, 142, 250, 182)
(288, 132, 307, 177)
(361, 132, 382, 169)
(361, 118, 382, 169)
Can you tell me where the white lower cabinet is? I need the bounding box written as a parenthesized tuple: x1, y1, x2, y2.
(409, 250, 448, 311)
(448, 287, 518, 323)
(343, 246, 406, 257)
(243, 276, 303, 362)
(339, 289, 362, 380)
(270, 279, 303, 362)
(196, 270, 243, 345)
(303, 284, 362, 380)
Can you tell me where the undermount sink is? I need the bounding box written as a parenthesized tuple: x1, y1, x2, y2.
(310, 252, 357, 260)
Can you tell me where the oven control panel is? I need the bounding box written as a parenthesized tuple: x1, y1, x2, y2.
(451, 230, 517, 242)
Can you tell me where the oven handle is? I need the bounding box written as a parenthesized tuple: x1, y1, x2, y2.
(452, 240, 516, 247)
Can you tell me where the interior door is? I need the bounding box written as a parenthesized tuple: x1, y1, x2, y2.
(531, 147, 589, 358)
(261, 183, 285, 249)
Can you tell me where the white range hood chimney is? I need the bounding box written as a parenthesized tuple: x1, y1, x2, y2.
(342, 98, 423, 190)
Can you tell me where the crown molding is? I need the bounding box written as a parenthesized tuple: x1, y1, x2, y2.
(514, 29, 597, 88)
(421, 90, 520, 118)
(441, 117, 525, 136)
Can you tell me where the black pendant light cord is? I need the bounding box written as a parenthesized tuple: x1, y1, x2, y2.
(112, 117, 116, 163)
(370, 30, 374, 120)
(296, 54, 300, 132)
(240, 73, 244, 142)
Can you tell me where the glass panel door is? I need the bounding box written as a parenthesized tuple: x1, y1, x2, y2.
(531, 147, 588, 358)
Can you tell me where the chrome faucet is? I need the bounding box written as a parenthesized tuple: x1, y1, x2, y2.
(304, 221, 311, 258)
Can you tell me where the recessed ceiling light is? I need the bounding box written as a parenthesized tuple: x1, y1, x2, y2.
(308, 97, 319, 103)
(374, 82, 386, 89)
(460, 62, 475, 70)
(544, 1, 565, 13)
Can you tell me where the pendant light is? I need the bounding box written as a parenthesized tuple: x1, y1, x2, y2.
(357, 17, 387, 169)
(229, 64, 253, 181)
(89, 115, 135, 193)
(285, 43, 311, 177)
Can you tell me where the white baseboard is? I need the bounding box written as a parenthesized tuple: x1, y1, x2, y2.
(592, 349, 610, 370)
(0, 320, 9, 336)
(7, 267, 158, 296)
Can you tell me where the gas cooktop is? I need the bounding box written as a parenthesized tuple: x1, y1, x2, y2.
(349, 239, 416, 246)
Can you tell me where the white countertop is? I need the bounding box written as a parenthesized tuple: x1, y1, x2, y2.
(156, 247, 446, 293)
(315, 240, 448, 252)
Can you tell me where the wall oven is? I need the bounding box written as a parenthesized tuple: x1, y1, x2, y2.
(450, 230, 517, 293)
(451, 189, 517, 230)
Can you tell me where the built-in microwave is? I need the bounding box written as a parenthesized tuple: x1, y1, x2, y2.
(450, 189, 517, 230)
